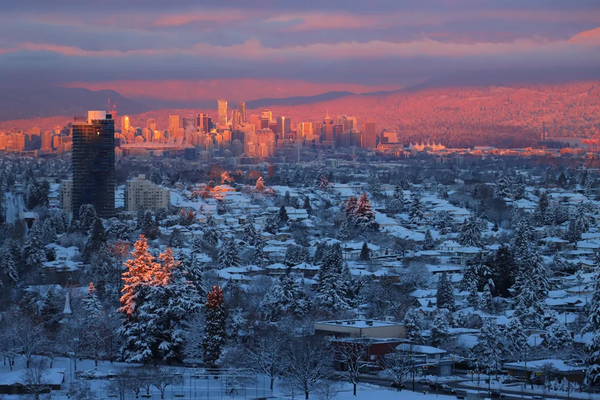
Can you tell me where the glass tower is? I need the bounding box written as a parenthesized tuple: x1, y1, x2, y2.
(72, 111, 115, 218)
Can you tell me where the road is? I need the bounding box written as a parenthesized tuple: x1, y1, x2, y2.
(4, 191, 26, 223)
(360, 375, 582, 400)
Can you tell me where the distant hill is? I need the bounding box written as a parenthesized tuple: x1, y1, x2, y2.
(0, 84, 148, 122)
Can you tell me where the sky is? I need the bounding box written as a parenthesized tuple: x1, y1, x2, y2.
(1, 0, 600, 100)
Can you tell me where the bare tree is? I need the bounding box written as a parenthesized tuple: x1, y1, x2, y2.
(21, 357, 50, 400)
(334, 338, 371, 396)
(151, 368, 184, 399)
(379, 346, 413, 390)
(5, 312, 46, 368)
(243, 329, 288, 390)
(282, 337, 335, 400)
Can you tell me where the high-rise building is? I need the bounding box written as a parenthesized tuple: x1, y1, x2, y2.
(121, 115, 130, 133)
(363, 121, 377, 149)
(146, 118, 156, 132)
(238, 102, 246, 123)
(261, 109, 272, 122)
(277, 116, 291, 138)
(169, 115, 180, 133)
(182, 117, 196, 130)
(125, 174, 170, 212)
(218, 99, 228, 126)
(72, 111, 115, 218)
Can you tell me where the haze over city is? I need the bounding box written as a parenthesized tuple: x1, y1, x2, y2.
(1, 1, 600, 400)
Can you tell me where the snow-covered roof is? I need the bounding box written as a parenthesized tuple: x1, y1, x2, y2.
(396, 343, 447, 354)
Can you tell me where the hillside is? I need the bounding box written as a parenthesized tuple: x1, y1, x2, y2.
(2, 81, 599, 148)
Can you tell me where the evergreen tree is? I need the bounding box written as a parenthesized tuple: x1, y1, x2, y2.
(23, 227, 46, 270)
(253, 233, 266, 267)
(83, 282, 103, 318)
(278, 205, 289, 225)
(260, 275, 310, 321)
(203, 286, 226, 368)
(254, 177, 266, 192)
(545, 318, 573, 352)
(505, 318, 527, 361)
(202, 221, 219, 248)
(478, 282, 494, 313)
(315, 244, 350, 314)
(458, 217, 482, 248)
(78, 204, 98, 235)
(85, 217, 107, 260)
(511, 217, 534, 267)
(513, 248, 549, 328)
(467, 279, 479, 309)
(495, 174, 511, 199)
(242, 218, 257, 245)
(217, 237, 240, 269)
(436, 272, 455, 311)
(302, 196, 312, 214)
(315, 173, 329, 191)
(0, 245, 19, 286)
(408, 193, 424, 223)
(533, 192, 550, 226)
(337, 217, 351, 241)
(403, 308, 424, 344)
(430, 309, 450, 348)
(264, 215, 279, 234)
(353, 192, 376, 229)
(359, 242, 370, 261)
(584, 270, 600, 389)
(343, 196, 357, 219)
(490, 245, 517, 297)
(423, 229, 435, 250)
(473, 319, 502, 377)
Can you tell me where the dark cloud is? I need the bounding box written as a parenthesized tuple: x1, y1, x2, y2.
(0, 0, 599, 88)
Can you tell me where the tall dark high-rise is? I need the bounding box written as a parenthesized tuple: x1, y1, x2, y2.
(363, 121, 377, 149)
(72, 111, 115, 218)
(238, 102, 246, 123)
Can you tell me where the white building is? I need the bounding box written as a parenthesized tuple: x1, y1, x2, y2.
(125, 174, 170, 212)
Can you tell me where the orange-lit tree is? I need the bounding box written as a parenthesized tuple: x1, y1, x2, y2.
(119, 235, 201, 364)
(203, 286, 226, 368)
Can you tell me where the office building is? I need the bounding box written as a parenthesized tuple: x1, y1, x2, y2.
(125, 174, 170, 212)
(363, 121, 377, 149)
(276, 116, 291, 138)
(60, 179, 73, 214)
(72, 111, 115, 218)
(169, 115, 180, 133)
(238, 102, 246, 123)
(218, 99, 228, 126)
(121, 115, 130, 133)
(146, 118, 156, 132)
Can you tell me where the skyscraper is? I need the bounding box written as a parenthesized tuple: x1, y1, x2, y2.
(238, 102, 246, 123)
(146, 118, 156, 132)
(363, 121, 377, 149)
(218, 99, 228, 126)
(72, 111, 115, 218)
(121, 115, 130, 133)
(169, 115, 180, 133)
(277, 116, 291, 138)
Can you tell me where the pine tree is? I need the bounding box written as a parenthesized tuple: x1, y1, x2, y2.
(302, 196, 312, 214)
(408, 193, 424, 223)
(315, 244, 350, 314)
(584, 270, 600, 389)
(315, 173, 329, 191)
(78, 204, 98, 235)
(403, 308, 424, 345)
(353, 192, 376, 229)
(545, 318, 573, 352)
(436, 272, 455, 311)
(478, 283, 494, 313)
(467, 279, 479, 309)
(505, 318, 527, 361)
(431, 309, 450, 348)
(359, 242, 370, 261)
(473, 319, 502, 377)
(423, 229, 435, 250)
(83, 282, 103, 318)
(243, 218, 257, 245)
(490, 245, 517, 297)
(343, 196, 357, 219)
(260, 275, 310, 321)
(203, 286, 227, 368)
(23, 227, 46, 270)
(533, 192, 550, 226)
(119, 235, 159, 317)
(217, 237, 240, 269)
(513, 248, 549, 328)
(254, 177, 266, 192)
(202, 222, 219, 248)
(0, 245, 19, 285)
(511, 217, 534, 267)
(253, 233, 266, 267)
(495, 174, 511, 199)
(458, 217, 482, 248)
(85, 217, 107, 260)
(337, 217, 351, 241)
(278, 205, 289, 225)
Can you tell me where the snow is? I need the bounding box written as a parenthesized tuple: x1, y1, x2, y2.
(396, 343, 447, 354)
